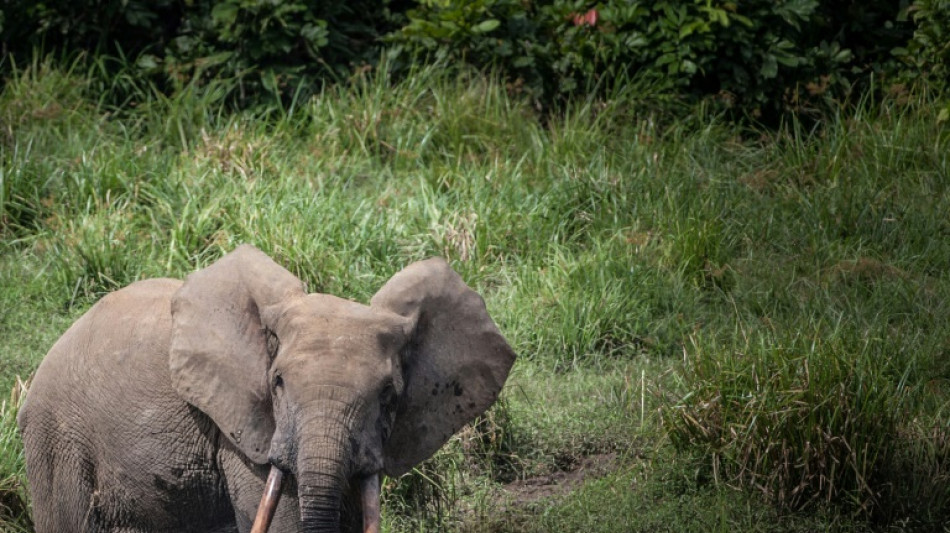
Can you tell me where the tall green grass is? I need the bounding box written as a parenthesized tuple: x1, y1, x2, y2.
(660, 100, 950, 526)
(1, 57, 948, 531)
(0, 379, 31, 533)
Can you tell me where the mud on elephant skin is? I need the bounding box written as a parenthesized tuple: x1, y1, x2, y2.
(17, 245, 516, 532)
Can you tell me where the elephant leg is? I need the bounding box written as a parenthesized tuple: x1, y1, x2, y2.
(22, 420, 104, 532)
(218, 441, 301, 533)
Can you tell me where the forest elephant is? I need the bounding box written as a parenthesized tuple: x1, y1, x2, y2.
(17, 245, 516, 532)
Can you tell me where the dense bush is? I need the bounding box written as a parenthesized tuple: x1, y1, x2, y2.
(159, 0, 399, 91)
(899, 0, 950, 118)
(391, 0, 914, 117)
(0, 0, 180, 58)
(0, 0, 402, 102)
(0, 0, 934, 117)
(903, 0, 950, 82)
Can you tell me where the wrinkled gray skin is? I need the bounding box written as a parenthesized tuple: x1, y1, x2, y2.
(18, 245, 516, 532)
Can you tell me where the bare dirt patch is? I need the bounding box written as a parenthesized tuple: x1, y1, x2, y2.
(497, 452, 619, 506)
(459, 453, 623, 532)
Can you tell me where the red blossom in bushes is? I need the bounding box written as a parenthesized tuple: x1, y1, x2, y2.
(571, 8, 598, 27)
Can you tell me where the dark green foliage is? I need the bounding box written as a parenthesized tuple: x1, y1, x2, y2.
(0, 0, 179, 57)
(899, 0, 950, 119)
(391, 0, 915, 118)
(0, 0, 934, 118)
(903, 0, 950, 84)
(156, 0, 399, 96)
(0, 0, 401, 103)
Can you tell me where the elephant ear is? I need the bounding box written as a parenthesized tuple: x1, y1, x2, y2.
(169, 245, 305, 464)
(371, 258, 516, 476)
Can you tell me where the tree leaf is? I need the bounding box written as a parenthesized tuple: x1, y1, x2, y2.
(760, 55, 778, 78)
(211, 2, 239, 27)
(473, 19, 500, 33)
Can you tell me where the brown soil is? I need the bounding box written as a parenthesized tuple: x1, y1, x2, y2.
(496, 452, 619, 506)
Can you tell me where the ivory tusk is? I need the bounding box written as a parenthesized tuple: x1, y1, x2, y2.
(360, 473, 382, 533)
(250, 466, 284, 533)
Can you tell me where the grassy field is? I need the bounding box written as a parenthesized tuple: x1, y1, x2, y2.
(1, 59, 948, 531)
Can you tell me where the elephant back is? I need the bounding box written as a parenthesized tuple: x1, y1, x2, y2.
(20, 277, 183, 428)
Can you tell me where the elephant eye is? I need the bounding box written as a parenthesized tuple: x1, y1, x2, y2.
(379, 381, 398, 440)
(273, 374, 284, 389)
(264, 328, 280, 360)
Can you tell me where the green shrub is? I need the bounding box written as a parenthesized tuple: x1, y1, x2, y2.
(903, 0, 950, 82)
(0, 0, 400, 103)
(0, 0, 923, 117)
(899, 0, 950, 119)
(0, 0, 179, 58)
(157, 0, 396, 96)
(391, 0, 913, 118)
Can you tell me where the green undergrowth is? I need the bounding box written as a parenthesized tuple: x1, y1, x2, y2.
(0, 380, 30, 532)
(1, 58, 948, 531)
(382, 359, 661, 532)
(470, 451, 863, 533)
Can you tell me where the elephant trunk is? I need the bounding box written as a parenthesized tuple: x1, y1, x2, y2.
(295, 409, 354, 532)
(298, 471, 345, 532)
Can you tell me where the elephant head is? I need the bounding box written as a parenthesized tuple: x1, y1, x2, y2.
(167, 245, 516, 531)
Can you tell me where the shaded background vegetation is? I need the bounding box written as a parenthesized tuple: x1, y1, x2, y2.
(0, 0, 947, 117)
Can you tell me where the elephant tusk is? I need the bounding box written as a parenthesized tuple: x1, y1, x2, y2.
(250, 466, 284, 533)
(360, 473, 382, 533)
